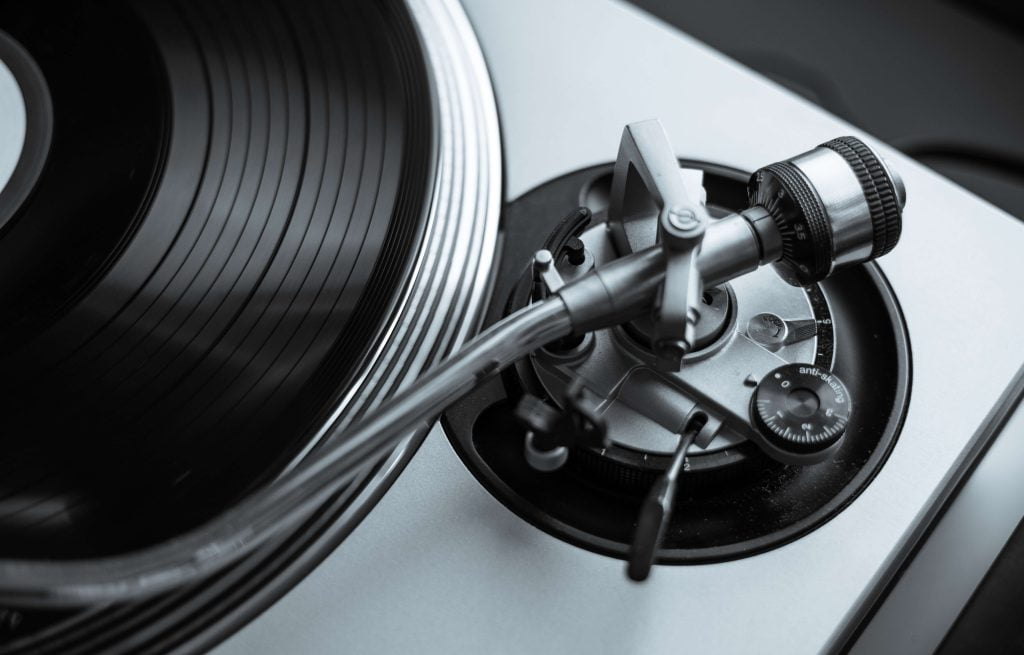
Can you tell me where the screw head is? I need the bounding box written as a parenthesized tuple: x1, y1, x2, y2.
(667, 206, 701, 231)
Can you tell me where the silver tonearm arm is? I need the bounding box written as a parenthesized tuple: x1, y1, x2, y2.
(607, 120, 711, 370)
(0, 120, 905, 606)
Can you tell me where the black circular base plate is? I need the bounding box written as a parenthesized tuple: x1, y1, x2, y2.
(443, 161, 911, 565)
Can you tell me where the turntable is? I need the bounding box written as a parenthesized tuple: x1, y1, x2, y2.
(2, 1, 1024, 653)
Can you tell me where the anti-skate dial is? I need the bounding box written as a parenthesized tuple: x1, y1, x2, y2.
(751, 363, 851, 456)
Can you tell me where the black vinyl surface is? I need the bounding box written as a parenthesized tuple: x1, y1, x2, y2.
(0, 0, 426, 558)
(0, 0, 433, 650)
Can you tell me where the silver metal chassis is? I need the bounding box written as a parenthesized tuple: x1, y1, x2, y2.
(218, 1, 1024, 653)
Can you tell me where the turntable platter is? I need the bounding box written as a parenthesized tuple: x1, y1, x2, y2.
(0, 0, 500, 650)
(0, 0, 430, 557)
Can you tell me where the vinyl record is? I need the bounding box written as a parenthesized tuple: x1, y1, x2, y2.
(0, 0, 428, 558)
(0, 0, 501, 650)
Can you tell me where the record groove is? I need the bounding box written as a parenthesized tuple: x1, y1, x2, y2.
(0, 0, 421, 555)
(0, 0, 501, 649)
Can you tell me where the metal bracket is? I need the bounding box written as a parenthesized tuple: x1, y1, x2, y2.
(515, 378, 609, 472)
(606, 119, 710, 370)
(532, 248, 565, 296)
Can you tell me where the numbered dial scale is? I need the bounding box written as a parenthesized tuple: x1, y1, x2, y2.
(752, 364, 851, 458)
(444, 161, 910, 564)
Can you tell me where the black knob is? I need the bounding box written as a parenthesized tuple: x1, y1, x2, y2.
(748, 135, 904, 286)
(565, 237, 587, 266)
(750, 363, 851, 456)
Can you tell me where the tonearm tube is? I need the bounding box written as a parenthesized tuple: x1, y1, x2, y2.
(0, 120, 905, 606)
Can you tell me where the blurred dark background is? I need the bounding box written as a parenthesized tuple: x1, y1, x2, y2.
(629, 0, 1024, 220)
